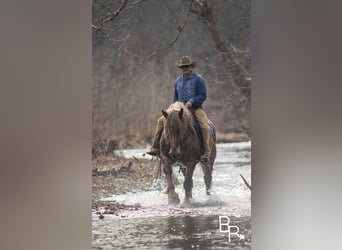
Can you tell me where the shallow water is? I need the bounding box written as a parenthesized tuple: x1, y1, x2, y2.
(93, 142, 251, 249)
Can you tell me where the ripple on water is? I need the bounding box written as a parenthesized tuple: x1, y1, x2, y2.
(93, 214, 251, 249)
(94, 142, 251, 249)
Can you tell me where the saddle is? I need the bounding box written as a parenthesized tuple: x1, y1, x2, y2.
(189, 108, 216, 148)
(193, 119, 216, 142)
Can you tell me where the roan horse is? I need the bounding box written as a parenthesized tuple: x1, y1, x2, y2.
(159, 102, 216, 205)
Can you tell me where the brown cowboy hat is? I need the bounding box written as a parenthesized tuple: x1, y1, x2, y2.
(176, 56, 197, 68)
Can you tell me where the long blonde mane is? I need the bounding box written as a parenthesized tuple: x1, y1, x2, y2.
(164, 102, 194, 146)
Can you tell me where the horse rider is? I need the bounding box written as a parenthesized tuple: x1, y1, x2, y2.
(146, 56, 211, 162)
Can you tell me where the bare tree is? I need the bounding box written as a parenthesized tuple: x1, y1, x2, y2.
(190, 0, 251, 101)
(92, 0, 251, 143)
(92, 0, 143, 43)
(92, 0, 250, 100)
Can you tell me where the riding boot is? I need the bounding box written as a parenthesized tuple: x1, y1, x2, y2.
(200, 127, 211, 162)
(146, 127, 163, 156)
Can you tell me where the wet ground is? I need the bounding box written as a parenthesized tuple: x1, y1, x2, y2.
(92, 142, 251, 249)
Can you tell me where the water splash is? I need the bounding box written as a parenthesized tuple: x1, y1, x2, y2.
(93, 142, 251, 249)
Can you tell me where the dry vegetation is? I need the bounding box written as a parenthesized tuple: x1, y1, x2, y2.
(92, 154, 159, 201)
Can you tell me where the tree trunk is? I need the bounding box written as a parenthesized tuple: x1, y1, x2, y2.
(193, 1, 251, 102)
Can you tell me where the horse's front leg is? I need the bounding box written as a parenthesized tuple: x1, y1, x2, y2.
(163, 159, 180, 205)
(183, 164, 195, 204)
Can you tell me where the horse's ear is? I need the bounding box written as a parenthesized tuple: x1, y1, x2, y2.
(179, 108, 183, 119)
(162, 109, 168, 118)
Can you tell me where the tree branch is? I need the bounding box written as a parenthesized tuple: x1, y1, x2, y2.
(240, 174, 251, 190)
(143, 0, 195, 62)
(165, 2, 181, 27)
(93, 0, 129, 32)
(192, 0, 251, 101)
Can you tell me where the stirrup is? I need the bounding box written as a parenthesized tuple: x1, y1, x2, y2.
(146, 149, 159, 156)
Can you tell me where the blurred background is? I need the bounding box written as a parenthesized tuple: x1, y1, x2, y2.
(2, 0, 342, 249)
(92, 0, 251, 149)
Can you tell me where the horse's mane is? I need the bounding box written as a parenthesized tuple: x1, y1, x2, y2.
(164, 102, 194, 146)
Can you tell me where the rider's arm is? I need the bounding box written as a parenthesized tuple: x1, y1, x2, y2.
(188, 76, 206, 107)
(173, 83, 179, 102)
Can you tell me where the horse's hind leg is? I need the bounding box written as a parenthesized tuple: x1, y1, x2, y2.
(163, 160, 180, 205)
(201, 162, 213, 195)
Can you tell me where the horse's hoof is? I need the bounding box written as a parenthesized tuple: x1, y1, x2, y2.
(184, 198, 192, 204)
(168, 193, 180, 205)
(206, 190, 211, 195)
(168, 198, 180, 205)
(181, 199, 192, 207)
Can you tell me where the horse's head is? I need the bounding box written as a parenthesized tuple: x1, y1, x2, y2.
(162, 103, 193, 160)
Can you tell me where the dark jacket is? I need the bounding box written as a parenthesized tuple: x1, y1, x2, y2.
(173, 72, 207, 108)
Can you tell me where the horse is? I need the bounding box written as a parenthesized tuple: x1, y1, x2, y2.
(159, 102, 216, 205)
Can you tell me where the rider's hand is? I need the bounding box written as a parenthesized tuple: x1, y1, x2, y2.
(185, 102, 192, 109)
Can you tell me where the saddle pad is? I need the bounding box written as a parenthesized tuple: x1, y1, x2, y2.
(193, 120, 216, 141)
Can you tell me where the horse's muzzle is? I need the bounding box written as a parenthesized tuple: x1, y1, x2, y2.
(169, 152, 180, 161)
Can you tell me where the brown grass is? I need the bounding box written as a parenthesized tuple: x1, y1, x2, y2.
(216, 132, 250, 143)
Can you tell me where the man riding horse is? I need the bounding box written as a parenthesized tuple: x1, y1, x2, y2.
(147, 56, 211, 163)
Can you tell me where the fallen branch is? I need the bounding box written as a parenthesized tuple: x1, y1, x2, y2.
(133, 156, 140, 162)
(240, 174, 251, 190)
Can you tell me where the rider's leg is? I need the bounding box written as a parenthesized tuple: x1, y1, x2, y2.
(194, 108, 211, 162)
(146, 116, 165, 156)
